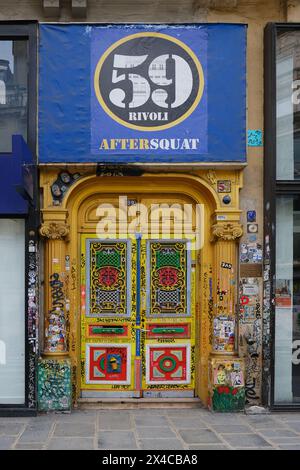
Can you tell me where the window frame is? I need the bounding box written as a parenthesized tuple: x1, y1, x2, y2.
(0, 21, 37, 155)
(265, 22, 300, 410)
(0, 22, 37, 416)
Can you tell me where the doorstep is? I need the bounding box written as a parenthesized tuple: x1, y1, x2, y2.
(77, 397, 204, 409)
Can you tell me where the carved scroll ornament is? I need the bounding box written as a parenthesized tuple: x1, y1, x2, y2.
(40, 222, 70, 240)
(211, 222, 243, 241)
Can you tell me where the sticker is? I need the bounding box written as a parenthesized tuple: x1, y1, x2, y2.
(216, 215, 227, 221)
(217, 180, 231, 193)
(275, 279, 292, 308)
(221, 262, 232, 269)
(213, 316, 235, 352)
(243, 284, 259, 296)
(247, 224, 258, 233)
(247, 210, 256, 223)
(240, 296, 249, 305)
(248, 234, 257, 242)
(240, 242, 262, 264)
(247, 130, 263, 147)
(28, 241, 36, 253)
(65, 255, 70, 271)
(239, 278, 262, 323)
(53, 264, 61, 273)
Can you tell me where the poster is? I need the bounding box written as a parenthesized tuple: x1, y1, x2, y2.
(39, 24, 246, 163)
(275, 279, 292, 308)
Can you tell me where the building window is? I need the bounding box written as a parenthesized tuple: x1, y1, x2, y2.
(0, 22, 37, 412)
(275, 195, 300, 403)
(0, 40, 28, 153)
(0, 219, 25, 404)
(265, 24, 300, 407)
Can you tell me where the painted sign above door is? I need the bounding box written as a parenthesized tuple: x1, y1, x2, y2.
(39, 24, 246, 163)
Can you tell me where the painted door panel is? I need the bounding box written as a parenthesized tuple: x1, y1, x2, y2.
(81, 237, 137, 397)
(141, 238, 195, 397)
(81, 234, 195, 397)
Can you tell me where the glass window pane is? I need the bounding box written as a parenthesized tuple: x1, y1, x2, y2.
(275, 195, 300, 403)
(276, 31, 300, 179)
(0, 219, 25, 404)
(0, 40, 28, 153)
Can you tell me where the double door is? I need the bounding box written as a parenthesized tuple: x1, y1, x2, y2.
(80, 234, 196, 398)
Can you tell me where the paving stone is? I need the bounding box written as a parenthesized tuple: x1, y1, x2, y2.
(18, 423, 53, 443)
(0, 423, 25, 436)
(53, 422, 95, 437)
(47, 438, 94, 450)
(0, 409, 300, 450)
(98, 411, 132, 429)
(278, 444, 300, 450)
(222, 433, 272, 447)
(169, 418, 208, 429)
(268, 437, 300, 445)
(134, 415, 169, 427)
(15, 443, 45, 450)
(136, 426, 177, 439)
(275, 414, 300, 421)
(258, 429, 299, 438)
(201, 414, 245, 425)
(235, 447, 276, 450)
(211, 424, 252, 434)
(166, 409, 208, 418)
(165, 408, 210, 418)
(188, 444, 230, 450)
(139, 438, 184, 450)
(98, 431, 138, 450)
(53, 410, 97, 422)
(244, 416, 279, 429)
(0, 436, 15, 449)
(284, 422, 300, 432)
(178, 428, 221, 444)
(132, 409, 167, 416)
(0, 418, 30, 424)
(33, 413, 57, 421)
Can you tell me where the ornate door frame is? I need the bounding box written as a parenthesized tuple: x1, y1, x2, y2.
(39, 169, 244, 406)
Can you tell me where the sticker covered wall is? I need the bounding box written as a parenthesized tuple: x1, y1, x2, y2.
(38, 23, 246, 163)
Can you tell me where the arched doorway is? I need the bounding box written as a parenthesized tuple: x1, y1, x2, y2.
(78, 191, 201, 398)
(39, 171, 243, 407)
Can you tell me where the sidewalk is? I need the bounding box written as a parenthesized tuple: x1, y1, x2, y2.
(1, 407, 300, 450)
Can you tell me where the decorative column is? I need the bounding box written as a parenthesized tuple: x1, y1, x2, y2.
(208, 219, 246, 412)
(38, 211, 72, 411)
(40, 220, 70, 356)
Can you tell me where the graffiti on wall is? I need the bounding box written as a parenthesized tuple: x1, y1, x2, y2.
(262, 234, 272, 402)
(239, 277, 263, 404)
(45, 272, 67, 353)
(38, 359, 71, 411)
(28, 238, 39, 408)
(209, 358, 245, 412)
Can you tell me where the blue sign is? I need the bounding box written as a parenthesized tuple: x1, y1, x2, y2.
(39, 24, 246, 163)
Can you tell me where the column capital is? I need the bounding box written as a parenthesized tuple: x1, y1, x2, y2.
(211, 222, 243, 241)
(40, 222, 70, 240)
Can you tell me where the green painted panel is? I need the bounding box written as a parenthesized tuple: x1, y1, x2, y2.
(38, 359, 71, 411)
(91, 326, 124, 334)
(152, 327, 185, 334)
